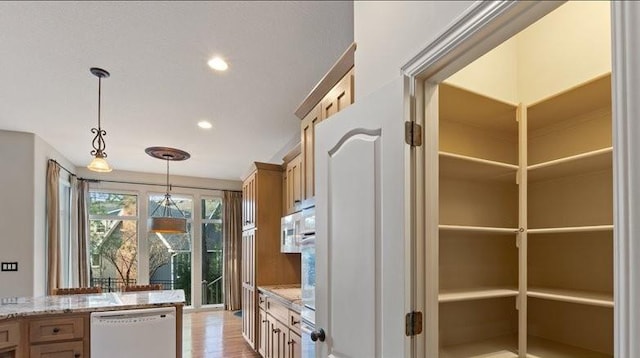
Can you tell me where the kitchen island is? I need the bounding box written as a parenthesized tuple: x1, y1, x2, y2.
(0, 289, 184, 357)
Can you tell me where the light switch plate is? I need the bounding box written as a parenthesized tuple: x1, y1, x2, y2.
(1, 262, 18, 271)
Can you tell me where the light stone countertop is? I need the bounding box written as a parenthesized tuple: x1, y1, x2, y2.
(259, 284, 302, 312)
(0, 289, 185, 320)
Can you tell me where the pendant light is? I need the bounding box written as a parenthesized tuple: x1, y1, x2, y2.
(146, 146, 191, 233)
(87, 67, 113, 173)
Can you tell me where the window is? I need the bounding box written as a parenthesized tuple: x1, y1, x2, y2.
(85, 181, 225, 309)
(88, 192, 139, 292)
(202, 197, 223, 305)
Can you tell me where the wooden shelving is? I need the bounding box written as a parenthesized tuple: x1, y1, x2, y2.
(439, 225, 518, 234)
(527, 335, 612, 358)
(527, 74, 611, 132)
(440, 151, 518, 183)
(440, 287, 519, 303)
(440, 83, 518, 134)
(527, 287, 613, 308)
(528, 147, 612, 182)
(527, 225, 613, 234)
(440, 334, 518, 358)
(437, 72, 613, 357)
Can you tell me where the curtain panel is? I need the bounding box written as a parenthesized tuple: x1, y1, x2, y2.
(46, 161, 60, 295)
(71, 177, 90, 287)
(223, 190, 242, 310)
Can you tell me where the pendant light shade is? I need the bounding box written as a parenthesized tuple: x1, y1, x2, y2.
(87, 67, 112, 172)
(146, 147, 191, 234)
(148, 214, 187, 233)
(87, 155, 112, 173)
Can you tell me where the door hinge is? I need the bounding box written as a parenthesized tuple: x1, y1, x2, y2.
(405, 122, 423, 147)
(405, 311, 423, 336)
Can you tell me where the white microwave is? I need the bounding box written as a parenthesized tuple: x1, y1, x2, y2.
(281, 211, 302, 253)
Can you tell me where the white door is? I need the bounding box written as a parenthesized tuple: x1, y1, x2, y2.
(314, 77, 410, 358)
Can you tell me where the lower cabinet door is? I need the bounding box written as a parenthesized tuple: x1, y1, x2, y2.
(268, 316, 286, 358)
(30, 341, 83, 358)
(259, 308, 268, 357)
(287, 330, 301, 358)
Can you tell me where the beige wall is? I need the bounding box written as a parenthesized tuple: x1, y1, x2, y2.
(445, 37, 520, 104)
(354, 0, 474, 100)
(516, 1, 611, 105)
(0, 131, 35, 298)
(443, 1, 611, 105)
(0, 130, 75, 298)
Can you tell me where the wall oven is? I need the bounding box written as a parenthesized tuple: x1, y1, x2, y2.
(281, 211, 302, 253)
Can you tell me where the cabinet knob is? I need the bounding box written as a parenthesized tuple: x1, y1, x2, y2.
(74, 354, 81, 358)
(310, 328, 325, 342)
(52, 327, 60, 333)
(294, 200, 301, 204)
(273, 328, 281, 333)
(245, 220, 250, 224)
(291, 317, 300, 325)
(262, 320, 268, 323)
(288, 340, 294, 345)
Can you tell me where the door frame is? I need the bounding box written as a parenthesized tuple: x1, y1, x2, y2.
(399, 1, 640, 356)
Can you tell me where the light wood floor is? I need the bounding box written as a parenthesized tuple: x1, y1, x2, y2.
(183, 310, 261, 358)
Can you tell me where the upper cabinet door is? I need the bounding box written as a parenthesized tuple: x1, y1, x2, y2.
(320, 68, 354, 121)
(301, 104, 322, 204)
(242, 172, 257, 230)
(315, 77, 409, 358)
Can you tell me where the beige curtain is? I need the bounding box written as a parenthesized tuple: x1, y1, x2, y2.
(223, 191, 242, 310)
(46, 161, 60, 295)
(70, 177, 90, 287)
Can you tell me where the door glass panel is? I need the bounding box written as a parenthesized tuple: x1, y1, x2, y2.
(202, 197, 223, 305)
(148, 194, 193, 305)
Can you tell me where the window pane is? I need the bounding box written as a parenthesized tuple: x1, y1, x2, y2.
(89, 219, 138, 292)
(202, 198, 223, 220)
(149, 193, 192, 219)
(89, 192, 138, 216)
(202, 222, 223, 305)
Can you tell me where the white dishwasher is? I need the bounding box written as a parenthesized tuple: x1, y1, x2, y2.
(91, 307, 176, 358)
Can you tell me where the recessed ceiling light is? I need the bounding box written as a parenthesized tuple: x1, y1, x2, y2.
(207, 57, 228, 71)
(198, 120, 213, 129)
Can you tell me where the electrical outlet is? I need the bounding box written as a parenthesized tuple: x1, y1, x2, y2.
(0, 297, 18, 305)
(1, 262, 18, 272)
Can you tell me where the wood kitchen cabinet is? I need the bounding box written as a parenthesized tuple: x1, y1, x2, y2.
(258, 308, 268, 357)
(295, 44, 355, 208)
(242, 172, 256, 230)
(0, 320, 20, 357)
(26, 314, 88, 358)
(300, 104, 321, 205)
(241, 163, 301, 351)
(257, 294, 302, 358)
(319, 67, 354, 121)
(283, 151, 302, 215)
(30, 341, 83, 358)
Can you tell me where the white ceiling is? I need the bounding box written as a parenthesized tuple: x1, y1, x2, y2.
(0, 1, 353, 180)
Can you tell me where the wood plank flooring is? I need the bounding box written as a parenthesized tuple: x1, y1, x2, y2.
(183, 310, 261, 358)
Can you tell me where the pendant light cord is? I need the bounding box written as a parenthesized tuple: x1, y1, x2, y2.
(97, 76, 102, 130)
(164, 158, 170, 217)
